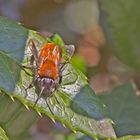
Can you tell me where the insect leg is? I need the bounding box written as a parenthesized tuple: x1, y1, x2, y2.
(46, 99, 54, 115)
(33, 87, 45, 107)
(28, 39, 39, 67)
(19, 64, 34, 77)
(33, 87, 54, 114)
(59, 61, 68, 72)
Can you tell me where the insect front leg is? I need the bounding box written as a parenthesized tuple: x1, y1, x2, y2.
(20, 41, 38, 77)
(28, 39, 40, 67)
(59, 61, 68, 72)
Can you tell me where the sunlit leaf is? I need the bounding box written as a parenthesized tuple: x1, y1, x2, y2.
(15, 61, 115, 139)
(0, 16, 116, 139)
(117, 135, 140, 140)
(0, 127, 9, 140)
(15, 30, 116, 139)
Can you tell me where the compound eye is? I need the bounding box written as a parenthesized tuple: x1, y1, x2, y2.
(65, 44, 75, 58)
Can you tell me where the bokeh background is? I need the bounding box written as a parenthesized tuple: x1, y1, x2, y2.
(0, 0, 138, 140)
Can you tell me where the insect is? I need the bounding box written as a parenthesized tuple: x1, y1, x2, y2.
(24, 34, 75, 110)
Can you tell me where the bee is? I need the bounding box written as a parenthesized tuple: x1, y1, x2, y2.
(24, 34, 75, 111)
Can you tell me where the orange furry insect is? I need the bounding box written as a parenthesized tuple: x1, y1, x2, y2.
(24, 35, 75, 111)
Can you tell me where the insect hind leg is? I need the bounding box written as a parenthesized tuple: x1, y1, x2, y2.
(33, 87, 54, 115)
(33, 87, 45, 107)
(46, 98, 54, 115)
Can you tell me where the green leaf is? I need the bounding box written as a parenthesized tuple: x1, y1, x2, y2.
(100, 83, 140, 136)
(15, 30, 115, 139)
(0, 16, 28, 93)
(0, 127, 9, 140)
(99, 0, 140, 71)
(0, 16, 115, 139)
(48, 33, 65, 47)
(0, 94, 38, 140)
(15, 61, 116, 139)
(117, 135, 140, 140)
(71, 55, 87, 74)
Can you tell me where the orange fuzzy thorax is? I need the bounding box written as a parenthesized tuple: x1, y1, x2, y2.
(38, 43, 62, 80)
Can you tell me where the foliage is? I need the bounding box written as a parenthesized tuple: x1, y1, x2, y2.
(0, 16, 115, 139)
(100, 83, 140, 136)
(0, 127, 9, 140)
(98, 0, 140, 139)
(99, 0, 140, 72)
(0, 0, 140, 139)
